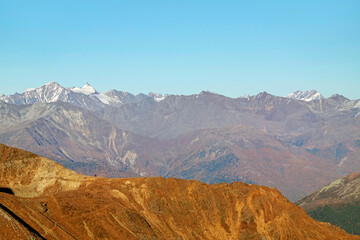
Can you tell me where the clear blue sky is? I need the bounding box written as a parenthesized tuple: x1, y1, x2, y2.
(1, 0, 359, 99)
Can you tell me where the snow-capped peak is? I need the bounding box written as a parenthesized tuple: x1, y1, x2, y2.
(42, 81, 63, 90)
(148, 92, 167, 102)
(69, 83, 123, 104)
(45, 81, 59, 86)
(285, 90, 323, 102)
(71, 82, 97, 95)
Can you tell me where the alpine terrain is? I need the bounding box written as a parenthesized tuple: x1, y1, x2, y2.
(1, 82, 360, 201)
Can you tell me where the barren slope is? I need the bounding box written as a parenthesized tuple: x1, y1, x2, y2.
(0, 143, 358, 239)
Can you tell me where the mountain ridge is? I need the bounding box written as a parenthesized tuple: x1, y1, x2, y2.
(2, 82, 355, 109)
(0, 82, 360, 201)
(0, 143, 358, 240)
(0, 82, 168, 111)
(297, 171, 360, 235)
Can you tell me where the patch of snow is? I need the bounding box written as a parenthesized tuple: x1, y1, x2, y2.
(25, 88, 36, 92)
(71, 83, 97, 95)
(203, 90, 217, 94)
(154, 95, 166, 102)
(95, 93, 119, 104)
(285, 90, 323, 101)
(70, 83, 123, 104)
(148, 92, 167, 102)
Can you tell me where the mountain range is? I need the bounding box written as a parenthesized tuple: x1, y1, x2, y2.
(0, 143, 358, 239)
(0, 82, 166, 111)
(1, 82, 359, 201)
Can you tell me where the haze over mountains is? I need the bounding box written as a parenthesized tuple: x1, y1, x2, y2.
(1, 82, 359, 201)
(0, 143, 358, 239)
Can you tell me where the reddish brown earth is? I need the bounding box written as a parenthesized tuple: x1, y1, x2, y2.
(0, 143, 359, 240)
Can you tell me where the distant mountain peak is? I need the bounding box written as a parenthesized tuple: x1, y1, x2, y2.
(42, 81, 64, 89)
(148, 92, 167, 102)
(71, 83, 98, 95)
(255, 91, 274, 99)
(285, 90, 323, 101)
(45, 81, 59, 85)
(199, 90, 218, 95)
(329, 94, 349, 103)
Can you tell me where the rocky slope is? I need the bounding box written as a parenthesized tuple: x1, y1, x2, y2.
(297, 171, 360, 210)
(0, 143, 358, 240)
(0, 101, 166, 178)
(297, 172, 360, 235)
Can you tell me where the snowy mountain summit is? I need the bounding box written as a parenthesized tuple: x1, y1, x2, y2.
(0, 81, 69, 105)
(285, 90, 323, 101)
(0, 82, 167, 110)
(71, 82, 98, 95)
(148, 92, 168, 102)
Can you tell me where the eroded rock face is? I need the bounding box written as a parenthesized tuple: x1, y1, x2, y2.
(0, 143, 358, 240)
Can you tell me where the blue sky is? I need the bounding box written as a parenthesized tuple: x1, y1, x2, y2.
(0, 1, 359, 98)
